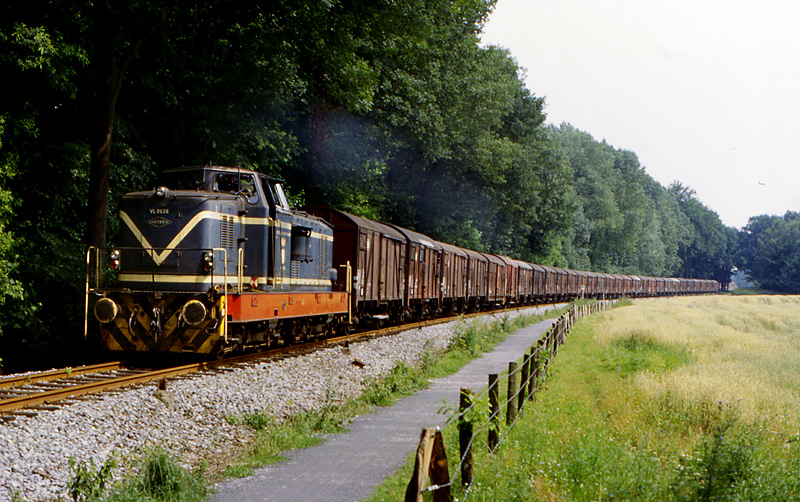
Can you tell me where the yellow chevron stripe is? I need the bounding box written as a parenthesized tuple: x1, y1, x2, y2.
(120, 210, 225, 266)
(120, 210, 331, 268)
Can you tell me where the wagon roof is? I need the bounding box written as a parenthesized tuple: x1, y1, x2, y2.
(388, 225, 442, 250)
(438, 241, 468, 257)
(515, 260, 533, 270)
(463, 248, 487, 262)
(303, 207, 406, 241)
(497, 255, 518, 267)
(480, 253, 506, 265)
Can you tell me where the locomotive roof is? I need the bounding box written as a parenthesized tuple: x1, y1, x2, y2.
(162, 165, 285, 182)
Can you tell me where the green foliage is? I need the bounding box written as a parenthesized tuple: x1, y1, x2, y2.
(106, 450, 207, 502)
(67, 456, 117, 502)
(0, 0, 742, 370)
(671, 410, 752, 502)
(240, 410, 273, 431)
(548, 125, 737, 282)
(602, 332, 691, 377)
(361, 360, 428, 406)
(737, 212, 800, 293)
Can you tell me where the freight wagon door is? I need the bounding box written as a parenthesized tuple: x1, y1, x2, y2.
(379, 233, 388, 302)
(358, 230, 371, 301)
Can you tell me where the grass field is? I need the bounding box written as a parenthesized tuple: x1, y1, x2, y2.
(367, 295, 800, 501)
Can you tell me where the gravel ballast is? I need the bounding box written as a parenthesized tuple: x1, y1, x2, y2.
(0, 308, 551, 501)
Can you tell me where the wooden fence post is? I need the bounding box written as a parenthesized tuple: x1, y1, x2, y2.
(405, 428, 452, 502)
(517, 352, 529, 414)
(540, 336, 550, 380)
(488, 374, 499, 452)
(459, 388, 474, 487)
(552, 319, 560, 357)
(506, 362, 517, 426)
(527, 347, 537, 401)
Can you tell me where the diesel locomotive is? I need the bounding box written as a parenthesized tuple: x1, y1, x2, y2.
(85, 165, 719, 355)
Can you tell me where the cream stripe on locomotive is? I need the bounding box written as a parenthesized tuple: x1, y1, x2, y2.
(120, 211, 332, 266)
(242, 216, 333, 242)
(118, 273, 218, 284)
(118, 273, 331, 287)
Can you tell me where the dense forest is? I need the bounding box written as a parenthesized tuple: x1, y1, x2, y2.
(0, 0, 793, 371)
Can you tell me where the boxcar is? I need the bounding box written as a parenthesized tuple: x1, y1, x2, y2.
(530, 263, 546, 302)
(483, 253, 507, 306)
(499, 256, 520, 305)
(390, 225, 442, 319)
(517, 260, 533, 305)
(464, 248, 488, 310)
(438, 241, 469, 314)
(303, 207, 405, 323)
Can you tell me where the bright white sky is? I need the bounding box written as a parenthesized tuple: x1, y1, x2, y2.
(481, 0, 800, 229)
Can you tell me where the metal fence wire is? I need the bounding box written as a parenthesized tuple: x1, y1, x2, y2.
(409, 300, 615, 502)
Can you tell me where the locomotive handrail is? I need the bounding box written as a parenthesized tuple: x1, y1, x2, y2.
(84, 246, 96, 339)
(237, 247, 244, 293)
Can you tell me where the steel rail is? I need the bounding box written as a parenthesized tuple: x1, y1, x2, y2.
(0, 303, 561, 415)
(0, 361, 124, 390)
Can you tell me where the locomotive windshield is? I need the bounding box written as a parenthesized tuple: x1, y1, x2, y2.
(156, 169, 260, 204)
(159, 169, 205, 190)
(214, 173, 259, 204)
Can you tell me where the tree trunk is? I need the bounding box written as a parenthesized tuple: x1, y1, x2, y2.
(84, 2, 163, 248)
(85, 2, 120, 249)
(86, 71, 117, 249)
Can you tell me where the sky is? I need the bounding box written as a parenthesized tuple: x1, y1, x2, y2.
(481, 0, 800, 229)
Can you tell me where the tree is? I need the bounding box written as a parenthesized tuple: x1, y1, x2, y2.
(668, 182, 735, 284)
(738, 212, 800, 293)
(85, 2, 166, 249)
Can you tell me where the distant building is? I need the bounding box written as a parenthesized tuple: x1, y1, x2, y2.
(731, 269, 754, 289)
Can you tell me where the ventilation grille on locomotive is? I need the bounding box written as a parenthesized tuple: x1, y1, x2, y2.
(220, 215, 235, 248)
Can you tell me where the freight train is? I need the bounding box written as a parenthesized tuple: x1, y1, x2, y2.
(85, 165, 718, 355)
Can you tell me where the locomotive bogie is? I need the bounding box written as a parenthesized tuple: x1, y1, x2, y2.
(94, 292, 225, 354)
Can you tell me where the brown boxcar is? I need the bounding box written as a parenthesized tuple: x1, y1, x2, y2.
(517, 260, 533, 304)
(438, 241, 469, 313)
(390, 225, 442, 317)
(530, 263, 546, 302)
(499, 256, 520, 305)
(630, 275, 642, 297)
(482, 253, 507, 305)
(464, 248, 488, 309)
(303, 207, 405, 321)
(540, 265, 558, 301)
(553, 267, 569, 300)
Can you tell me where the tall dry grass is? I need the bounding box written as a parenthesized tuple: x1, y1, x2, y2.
(595, 295, 800, 429)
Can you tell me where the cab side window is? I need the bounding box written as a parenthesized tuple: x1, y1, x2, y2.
(259, 175, 290, 211)
(215, 173, 259, 204)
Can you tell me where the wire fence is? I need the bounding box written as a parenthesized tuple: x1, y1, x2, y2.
(405, 300, 616, 502)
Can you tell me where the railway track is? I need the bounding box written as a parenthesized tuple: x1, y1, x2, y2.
(0, 304, 557, 420)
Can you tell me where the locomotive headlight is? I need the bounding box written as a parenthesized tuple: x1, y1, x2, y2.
(181, 300, 207, 325)
(94, 298, 119, 323)
(202, 251, 214, 272)
(109, 249, 120, 270)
